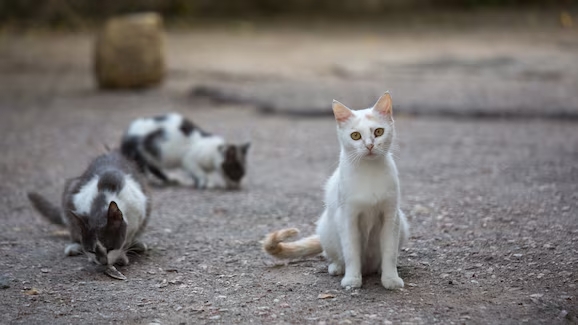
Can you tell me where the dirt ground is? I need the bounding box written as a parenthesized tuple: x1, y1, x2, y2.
(0, 21, 577, 324)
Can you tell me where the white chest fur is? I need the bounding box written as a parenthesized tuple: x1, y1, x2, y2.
(338, 154, 399, 209)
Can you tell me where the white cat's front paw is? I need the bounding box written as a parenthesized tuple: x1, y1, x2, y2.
(341, 275, 362, 288)
(381, 275, 404, 290)
(328, 263, 344, 276)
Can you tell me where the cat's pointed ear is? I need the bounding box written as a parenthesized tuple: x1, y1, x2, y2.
(332, 100, 353, 124)
(240, 142, 250, 155)
(372, 92, 393, 118)
(70, 211, 86, 231)
(107, 201, 124, 226)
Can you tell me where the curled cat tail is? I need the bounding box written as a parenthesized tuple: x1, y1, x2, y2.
(263, 228, 322, 259)
(27, 192, 64, 226)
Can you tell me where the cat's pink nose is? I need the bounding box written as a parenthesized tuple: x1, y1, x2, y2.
(367, 144, 374, 151)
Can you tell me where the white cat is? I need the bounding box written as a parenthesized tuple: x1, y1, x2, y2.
(121, 113, 250, 190)
(263, 93, 409, 289)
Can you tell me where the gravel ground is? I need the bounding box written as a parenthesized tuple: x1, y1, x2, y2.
(0, 24, 577, 324)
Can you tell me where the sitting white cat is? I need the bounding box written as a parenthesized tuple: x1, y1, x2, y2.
(263, 93, 409, 289)
(121, 113, 250, 190)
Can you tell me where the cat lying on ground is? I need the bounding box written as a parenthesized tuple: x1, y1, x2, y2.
(263, 93, 409, 290)
(28, 151, 150, 280)
(121, 112, 250, 190)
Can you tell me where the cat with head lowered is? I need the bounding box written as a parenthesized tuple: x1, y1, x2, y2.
(28, 151, 150, 280)
(263, 93, 409, 290)
(120, 113, 250, 190)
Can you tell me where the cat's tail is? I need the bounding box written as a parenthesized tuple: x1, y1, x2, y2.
(27, 192, 65, 226)
(263, 228, 322, 259)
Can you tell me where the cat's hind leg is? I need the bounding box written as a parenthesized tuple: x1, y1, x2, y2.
(318, 210, 346, 277)
(64, 243, 82, 256)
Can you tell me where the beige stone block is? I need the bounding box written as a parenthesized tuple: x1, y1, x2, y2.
(94, 12, 165, 89)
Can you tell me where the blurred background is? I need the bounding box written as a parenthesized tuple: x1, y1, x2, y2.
(0, 0, 576, 117)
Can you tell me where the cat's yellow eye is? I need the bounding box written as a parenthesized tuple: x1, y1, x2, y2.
(350, 132, 362, 140)
(374, 128, 384, 137)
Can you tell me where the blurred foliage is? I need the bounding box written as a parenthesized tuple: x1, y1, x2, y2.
(0, 0, 575, 28)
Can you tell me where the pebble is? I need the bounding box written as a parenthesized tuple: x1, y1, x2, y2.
(530, 293, 543, 298)
(0, 277, 10, 289)
(412, 204, 430, 215)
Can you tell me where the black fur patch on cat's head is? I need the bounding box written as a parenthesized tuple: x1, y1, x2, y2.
(220, 143, 250, 187)
(153, 114, 168, 122)
(72, 199, 127, 265)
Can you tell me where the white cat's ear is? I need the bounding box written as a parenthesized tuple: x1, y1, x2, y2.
(332, 100, 353, 124)
(373, 92, 393, 118)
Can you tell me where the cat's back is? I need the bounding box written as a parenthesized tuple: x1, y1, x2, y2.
(69, 151, 148, 223)
(125, 113, 182, 137)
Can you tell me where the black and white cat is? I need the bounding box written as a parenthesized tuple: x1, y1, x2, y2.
(28, 151, 150, 280)
(121, 113, 250, 190)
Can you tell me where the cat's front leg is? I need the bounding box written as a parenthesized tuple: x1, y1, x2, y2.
(182, 159, 209, 189)
(205, 172, 227, 190)
(380, 208, 404, 290)
(338, 206, 363, 288)
(64, 243, 83, 256)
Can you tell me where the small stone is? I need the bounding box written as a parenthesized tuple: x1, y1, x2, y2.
(411, 204, 430, 215)
(209, 315, 221, 320)
(24, 288, 39, 295)
(40, 268, 50, 273)
(0, 277, 10, 289)
(513, 254, 523, 258)
(95, 13, 165, 89)
(440, 273, 450, 279)
(559, 271, 572, 277)
(530, 293, 543, 298)
(317, 293, 335, 299)
(407, 283, 417, 287)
